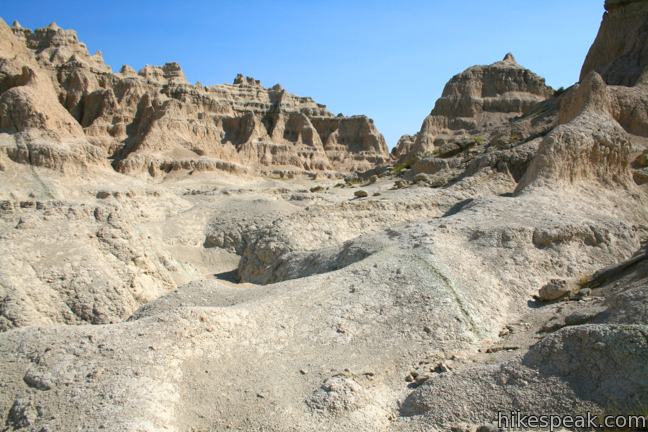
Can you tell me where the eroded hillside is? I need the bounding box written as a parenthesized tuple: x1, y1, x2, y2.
(1, 1, 648, 431)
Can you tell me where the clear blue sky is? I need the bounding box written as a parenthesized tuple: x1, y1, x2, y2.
(3, 1, 604, 148)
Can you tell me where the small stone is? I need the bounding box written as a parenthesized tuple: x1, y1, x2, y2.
(433, 362, 452, 373)
(414, 373, 431, 385)
(572, 288, 592, 300)
(414, 173, 430, 183)
(15, 218, 27, 229)
(405, 374, 413, 382)
(7, 398, 35, 428)
(299, 369, 308, 375)
(564, 311, 595, 326)
(23, 370, 52, 390)
(354, 190, 368, 198)
(540, 318, 565, 333)
(538, 279, 572, 301)
(485, 345, 518, 353)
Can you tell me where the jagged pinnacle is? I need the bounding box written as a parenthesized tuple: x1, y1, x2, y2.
(502, 52, 517, 63)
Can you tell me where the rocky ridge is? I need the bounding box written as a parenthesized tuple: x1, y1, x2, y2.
(390, 20, 648, 191)
(393, 53, 554, 161)
(0, 19, 390, 177)
(581, 0, 648, 86)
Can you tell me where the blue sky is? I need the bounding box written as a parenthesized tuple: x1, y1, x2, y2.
(3, 1, 604, 148)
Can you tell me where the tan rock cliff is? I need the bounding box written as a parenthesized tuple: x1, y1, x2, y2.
(0, 20, 390, 176)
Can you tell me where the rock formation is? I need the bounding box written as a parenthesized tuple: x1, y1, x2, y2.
(574, 0, 648, 185)
(391, 0, 648, 191)
(0, 20, 105, 172)
(390, 133, 417, 159)
(581, 0, 648, 86)
(512, 0, 648, 191)
(395, 53, 554, 160)
(515, 71, 633, 192)
(1, 2, 648, 432)
(0, 19, 390, 176)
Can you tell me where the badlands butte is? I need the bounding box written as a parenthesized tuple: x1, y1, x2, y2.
(1, 0, 648, 431)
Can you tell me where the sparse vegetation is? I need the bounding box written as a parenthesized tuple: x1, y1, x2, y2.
(392, 179, 408, 189)
(418, 149, 438, 159)
(492, 131, 525, 148)
(344, 177, 363, 186)
(577, 274, 592, 288)
(353, 189, 368, 198)
(393, 157, 418, 175)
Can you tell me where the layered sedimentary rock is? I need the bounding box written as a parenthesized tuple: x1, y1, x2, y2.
(394, 0, 648, 190)
(395, 53, 554, 160)
(512, 0, 648, 191)
(386, 54, 558, 191)
(0, 20, 389, 175)
(2, 2, 648, 431)
(390, 133, 417, 159)
(0, 20, 105, 171)
(516, 71, 633, 192)
(580, 0, 648, 86)
(577, 0, 648, 185)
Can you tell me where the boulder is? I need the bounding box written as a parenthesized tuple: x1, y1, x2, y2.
(538, 279, 573, 301)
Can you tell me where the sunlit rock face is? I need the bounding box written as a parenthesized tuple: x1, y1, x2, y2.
(1, 20, 390, 176)
(394, 53, 554, 160)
